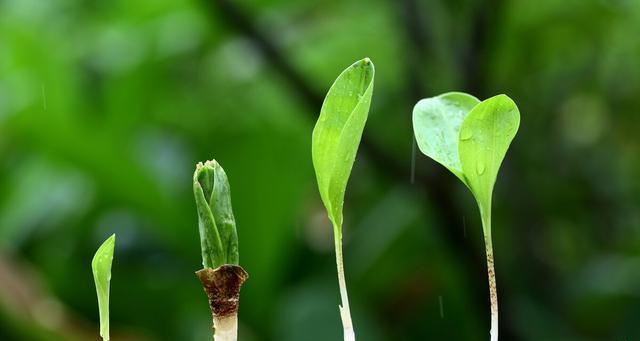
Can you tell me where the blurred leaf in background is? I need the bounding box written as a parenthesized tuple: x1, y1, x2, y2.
(1, 0, 639, 340)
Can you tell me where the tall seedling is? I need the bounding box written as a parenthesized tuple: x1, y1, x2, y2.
(92, 234, 116, 341)
(312, 58, 374, 341)
(412, 93, 520, 341)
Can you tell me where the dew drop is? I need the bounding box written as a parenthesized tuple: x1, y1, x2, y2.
(460, 129, 473, 141)
(477, 160, 486, 175)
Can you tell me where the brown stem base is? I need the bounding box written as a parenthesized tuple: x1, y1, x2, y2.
(196, 264, 248, 321)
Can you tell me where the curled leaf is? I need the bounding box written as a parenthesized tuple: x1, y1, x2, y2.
(193, 160, 239, 268)
(312, 58, 375, 230)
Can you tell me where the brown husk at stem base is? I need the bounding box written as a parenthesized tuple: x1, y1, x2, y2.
(196, 265, 248, 318)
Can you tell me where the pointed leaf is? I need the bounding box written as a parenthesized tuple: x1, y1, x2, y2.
(458, 94, 520, 232)
(92, 234, 116, 341)
(312, 58, 375, 229)
(412, 92, 480, 183)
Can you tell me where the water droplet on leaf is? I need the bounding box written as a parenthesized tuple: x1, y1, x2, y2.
(460, 129, 473, 141)
(477, 161, 486, 175)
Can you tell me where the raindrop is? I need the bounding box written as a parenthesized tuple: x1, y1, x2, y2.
(477, 160, 486, 175)
(460, 129, 473, 141)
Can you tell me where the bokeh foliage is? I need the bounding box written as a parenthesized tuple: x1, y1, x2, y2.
(1, 0, 639, 340)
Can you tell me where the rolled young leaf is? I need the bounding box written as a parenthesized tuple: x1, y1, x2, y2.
(193, 160, 239, 268)
(92, 234, 116, 341)
(312, 57, 375, 341)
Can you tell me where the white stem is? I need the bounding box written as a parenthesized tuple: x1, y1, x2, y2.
(335, 234, 355, 341)
(481, 207, 498, 341)
(486, 245, 498, 341)
(213, 315, 238, 341)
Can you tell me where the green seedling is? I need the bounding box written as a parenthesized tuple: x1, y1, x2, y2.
(193, 159, 248, 341)
(92, 234, 116, 341)
(312, 58, 374, 341)
(412, 92, 520, 341)
(194, 159, 240, 268)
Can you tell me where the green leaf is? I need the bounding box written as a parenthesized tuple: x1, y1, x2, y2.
(92, 234, 116, 341)
(459, 94, 520, 234)
(412, 92, 480, 184)
(312, 58, 375, 230)
(193, 159, 239, 268)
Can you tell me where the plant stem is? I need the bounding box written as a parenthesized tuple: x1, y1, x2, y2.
(196, 266, 248, 341)
(213, 315, 238, 341)
(481, 211, 498, 341)
(334, 230, 355, 341)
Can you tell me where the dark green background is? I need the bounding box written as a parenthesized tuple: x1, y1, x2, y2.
(1, 0, 639, 340)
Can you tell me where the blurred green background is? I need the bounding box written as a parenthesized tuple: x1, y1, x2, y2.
(1, 0, 639, 340)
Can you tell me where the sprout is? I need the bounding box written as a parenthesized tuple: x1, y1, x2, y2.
(312, 58, 375, 341)
(92, 234, 116, 341)
(413, 93, 520, 341)
(193, 159, 247, 341)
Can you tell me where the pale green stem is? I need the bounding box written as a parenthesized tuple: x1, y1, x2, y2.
(481, 208, 498, 341)
(334, 223, 355, 341)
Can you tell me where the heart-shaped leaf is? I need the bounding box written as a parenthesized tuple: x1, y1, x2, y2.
(92, 234, 116, 341)
(312, 58, 375, 230)
(412, 92, 480, 184)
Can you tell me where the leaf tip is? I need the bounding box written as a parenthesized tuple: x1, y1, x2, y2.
(493, 93, 514, 102)
(354, 57, 375, 75)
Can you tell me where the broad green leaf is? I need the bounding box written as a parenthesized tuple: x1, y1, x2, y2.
(92, 234, 116, 341)
(459, 94, 520, 234)
(193, 159, 239, 268)
(412, 92, 480, 184)
(312, 58, 375, 230)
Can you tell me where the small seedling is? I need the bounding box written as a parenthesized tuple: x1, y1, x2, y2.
(412, 92, 520, 341)
(193, 159, 248, 341)
(92, 234, 116, 341)
(312, 58, 375, 341)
